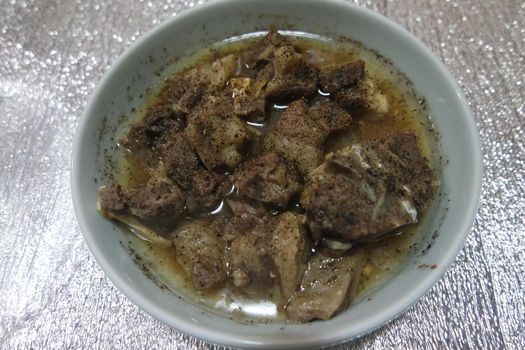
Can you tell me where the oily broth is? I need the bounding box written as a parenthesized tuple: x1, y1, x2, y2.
(126, 234, 286, 322)
(114, 33, 435, 322)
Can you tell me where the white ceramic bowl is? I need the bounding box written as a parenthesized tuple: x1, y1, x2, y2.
(71, 0, 482, 348)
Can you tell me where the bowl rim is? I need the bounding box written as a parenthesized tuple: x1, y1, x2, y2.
(71, 0, 482, 347)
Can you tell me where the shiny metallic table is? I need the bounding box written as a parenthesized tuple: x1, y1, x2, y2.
(1, 0, 524, 348)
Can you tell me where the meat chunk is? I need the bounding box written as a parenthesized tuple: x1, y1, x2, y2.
(167, 75, 204, 117)
(190, 169, 230, 208)
(241, 30, 295, 70)
(221, 213, 265, 243)
(98, 181, 126, 216)
(317, 60, 387, 114)
(264, 100, 322, 174)
(318, 60, 365, 93)
(269, 213, 310, 300)
(264, 99, 352, 175)
(162, 133, 230, 209)
(308, 100, 353, 135)
(234, 153, 302, 208)
(229, 77, 267, 121)
(286, 250, 365, 322)
(185, 96, 253, 170)
(240, 31, 318, 105)
(335, 77, 389, 114)
(173, 221, 227, 290)
(207, 54, 239, 90)
(124, 104, 183, 157)
(96, 200, 173, 246)
(301, 133, 437, 241)
(98, 176, 186, 224)
(166, 54, 238, 116)
(381, 133, 437, 210)
(228, 212, 309, 300)
(327, 133, 436, 212)
(302, 169, 371, 242)
(96, 177, 185, 244)
(162, 133, 199, 189)
(229, 221, 277, 296)
(265, 45, 319, 103)
(126, 175, 186, 223)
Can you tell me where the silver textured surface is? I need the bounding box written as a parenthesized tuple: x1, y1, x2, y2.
(0, 0, 524, 348)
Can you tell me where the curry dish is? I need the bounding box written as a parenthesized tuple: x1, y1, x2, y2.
(97, 31, 438, 322)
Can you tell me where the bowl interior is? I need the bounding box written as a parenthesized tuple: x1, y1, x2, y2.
(72, 0, 481, 348)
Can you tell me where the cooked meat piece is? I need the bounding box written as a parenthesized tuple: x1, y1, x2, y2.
(326, 133, 436, 211)
(265, 45, 319, 103)
(162, 133, 231, 209)
(126, 175, 186, 222)
(100, 210, 173, 246)
(308, 100, 353, 135)
(284, 100, 328, 139)
(98, 181, 126, 216)
(228, 212, 309, 300)
(229, 221, 277, 296)
(241, 31, 318, 104)
(124, 104, 183, 154)
(335, 77, 389, 114)
(221, 213, 265, 243)
(166, 54, 238, 116)
(264, 100, 323, 174)
(163, 133, 200, 189)
(318, 60, 387, 114)
(255, 61, 275, 82)
(165, 69, 204, 114)
(185, 95, 253, 170)
(190, 169, 230, 208)
(173, 221, 227, 290)
(302, 169, 373, 242)
(229, 77, 267, 121)
(335, 88, 368, 110)
(269, 212, 310, 300)
(318, 60, 365, 93)
(382, 133, 437, 210)
(98, 175, 186, 225)
(234, 153, 302, 208)
(264, 99, 352, 175)
(207, 54, 239, 90)
(97, 181, 179, 245)
(301, 133, 437, 241)
(286, 250, 365, 322)
(241, 30, 294, 70)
